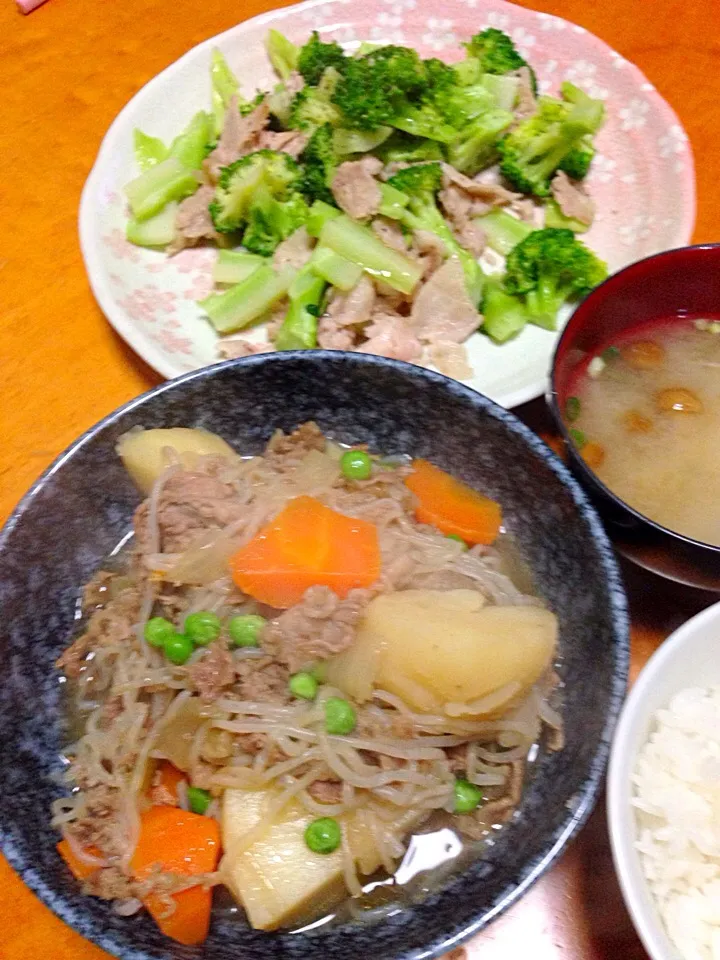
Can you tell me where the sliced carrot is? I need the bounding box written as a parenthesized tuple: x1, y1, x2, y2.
(151, 760, 186, 804)
(57, 839, 101, 881)
(229, 495, 381, 608)
(404, 459, 502, 545)
(131, 806, 221, 946)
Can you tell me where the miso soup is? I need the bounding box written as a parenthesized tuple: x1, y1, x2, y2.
(564, 317, 720, 546)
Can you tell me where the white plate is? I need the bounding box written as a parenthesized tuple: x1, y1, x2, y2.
(79, 0, 696, 407)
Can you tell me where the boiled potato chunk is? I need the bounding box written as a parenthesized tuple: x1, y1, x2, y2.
(327, 589, 557, 716)
(222, 789, 421, 930)
(117, 427, 237, 494)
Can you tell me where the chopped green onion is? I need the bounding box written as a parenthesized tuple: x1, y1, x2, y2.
(601, 345, 620, 362)
(565, 396, 581, 422)
(569, 428, 586, 448)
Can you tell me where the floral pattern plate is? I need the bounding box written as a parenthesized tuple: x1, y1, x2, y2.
(79, 0, 696, 407)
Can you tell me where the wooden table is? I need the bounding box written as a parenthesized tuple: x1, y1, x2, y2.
(0, 0, 718, 956)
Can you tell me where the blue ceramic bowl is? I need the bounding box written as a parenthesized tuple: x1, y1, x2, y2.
(0, 353, 629, 960)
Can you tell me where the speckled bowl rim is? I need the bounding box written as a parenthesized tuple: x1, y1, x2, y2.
(0, 352, 630, 960)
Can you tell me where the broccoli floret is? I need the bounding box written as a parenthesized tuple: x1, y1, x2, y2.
(504, 227, 607, 328)
(239, 92, 266, 117)
(297, 31, 348, 85)
(329, 46, 459, 141)
(558, 135, 595, 179)
(331, 45, 428, 130)
(299, 124, 339, 205)
(387, 162, 485, 303)
(426, 65, 495, 128)
(376, 131, 444, 164)
(288, 67, 342, 131)
(498, 92, 603, 197)
(446, 107, 514, 175)
(466, 28, 538, 93)
(209, 150, 309, 254)
(243, 191, 309, 256)
(387, 161, 443, 196)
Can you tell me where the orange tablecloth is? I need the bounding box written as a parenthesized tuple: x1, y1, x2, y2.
(0, 1, 718, 957)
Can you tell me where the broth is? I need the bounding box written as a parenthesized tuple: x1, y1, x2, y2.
(565, 317, 720, 546)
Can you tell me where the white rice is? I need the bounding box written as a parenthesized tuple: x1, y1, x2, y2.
(633, 686, 720, 960)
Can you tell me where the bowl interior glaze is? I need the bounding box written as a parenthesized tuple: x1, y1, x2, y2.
(0, 353, 629, 960)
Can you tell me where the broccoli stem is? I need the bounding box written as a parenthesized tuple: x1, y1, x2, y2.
(453, 57, 482, 86)
(561, 82, 605, 133)
(126, 202, 178, 248)
(168, 112, 214, 171)
(211, 49, 240, 132)
(265, 29, 299, 81)
(481, 280, 530, 343)
(320, 215, 423, 295)
(392, 110, 458, 143)
(212, 250, 266, 285)
(133, 129, 168, 171)
(544, 198, 589, 234)
(310, 245, 363, 291)
(333, 126, 393, 155)
(526, 279, 563, 329)
(306, 200, 342, 238)
(199, 264, 295, 334)
(476, 210, 535, 255)
(482, 74, 520, 111)
(274, 268, 326, 350)
(378, 183, 410, 220)
(124, 157, 198, 221)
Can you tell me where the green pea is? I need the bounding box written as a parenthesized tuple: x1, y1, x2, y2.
(184, 611, 221, 646)
(229, 614, 266, 648)
(453, 778, 483, 814)
(565, 396, 581, 422)
(340, 449, 372, 481)
(569, 428, 586, 449)
(446, 533, 468, 550)
(324, 697, 356, 735)
(144, 617, 175, 649)
(304, 817, 341, 854)
(289, 672, 318, 700)
(187, 786, 212, 815)
(164, 632, 194, 666)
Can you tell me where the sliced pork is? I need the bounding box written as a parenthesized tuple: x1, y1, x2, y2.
(410, 257, 481, 344)
(550, 170, 596, 227)
(331, 158, 383, 220)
